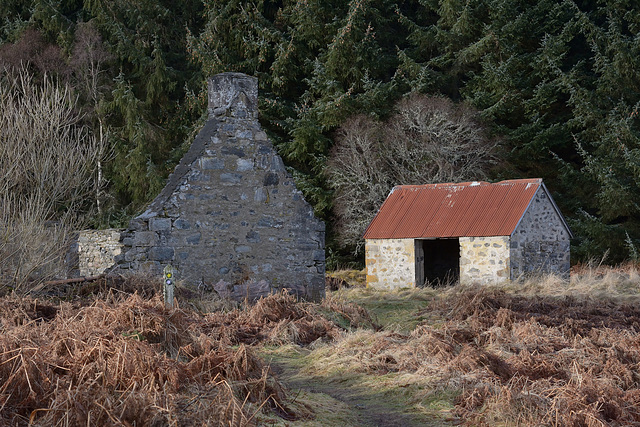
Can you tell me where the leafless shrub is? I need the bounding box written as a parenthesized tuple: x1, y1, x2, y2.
(71, 21, 113, 214)
(0, 68, 105, 291)
(326, 94, 499, 250)
(326, 115, 392, 251)
(0, 28, 70, 78)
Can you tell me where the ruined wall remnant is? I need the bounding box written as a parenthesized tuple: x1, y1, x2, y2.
(112, 72, 326, 301)
(67, 229, 124, 278)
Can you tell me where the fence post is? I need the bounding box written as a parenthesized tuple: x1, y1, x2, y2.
(163, 264, 175, 309)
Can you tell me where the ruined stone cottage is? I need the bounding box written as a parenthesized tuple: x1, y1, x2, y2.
(363, 179, 572, 289)
(77, 73, 326, 301)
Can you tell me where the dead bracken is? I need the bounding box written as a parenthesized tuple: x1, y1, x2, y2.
(0, 279, 375, 426)
(322, 278, 640, 426)
(2, 268, 640, 425)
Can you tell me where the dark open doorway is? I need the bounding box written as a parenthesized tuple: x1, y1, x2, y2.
(415, 238, 460, 287)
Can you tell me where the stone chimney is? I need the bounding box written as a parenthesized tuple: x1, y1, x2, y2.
(207, 72, 258, 119)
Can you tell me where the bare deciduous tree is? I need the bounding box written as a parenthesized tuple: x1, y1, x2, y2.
(71, 21, 113, 215)
(0, 68, 106, 291)
(326, 94, 499, 251)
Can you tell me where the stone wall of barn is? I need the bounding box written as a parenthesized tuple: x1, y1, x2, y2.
(365, 238, 416, 289)
(109, 73, 325, 301)
(459, 236, 510, 285)
(510, 188, 571, 279)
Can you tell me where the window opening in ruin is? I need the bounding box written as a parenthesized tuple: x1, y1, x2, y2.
(415, 238, 460, 287)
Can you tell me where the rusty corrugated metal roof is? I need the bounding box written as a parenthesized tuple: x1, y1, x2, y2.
(363, 179, 547, 239)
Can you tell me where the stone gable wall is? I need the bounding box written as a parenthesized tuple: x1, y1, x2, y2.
(510, 188, 571, 279)
(459, 236, 510, 285)
(111, 73, 325, 301)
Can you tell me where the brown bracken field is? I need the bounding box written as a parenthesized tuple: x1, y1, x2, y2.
(2, 263, 640, 426)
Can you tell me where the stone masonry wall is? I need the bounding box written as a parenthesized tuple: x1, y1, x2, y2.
(459, 236, 510, 285)
(75, 229, 124, 277)
(365, 238, 415, 289)
(113, 73, 325, 301)
(510, 187, 571, 279)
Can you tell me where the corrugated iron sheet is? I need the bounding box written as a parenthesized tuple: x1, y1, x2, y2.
(363, 179, 542, 239)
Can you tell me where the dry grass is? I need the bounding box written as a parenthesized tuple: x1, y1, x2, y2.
(315, 265, 640, 425)
(0, 293, 283, 426)
(0, 282, 378, 426)
(430, 286, 640, 425)
(505, 261, 640, 301)
(4, 266, 640, 426)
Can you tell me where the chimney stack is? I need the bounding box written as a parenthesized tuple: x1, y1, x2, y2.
(207, 72, 258, 119)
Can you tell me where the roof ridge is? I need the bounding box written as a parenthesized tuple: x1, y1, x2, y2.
(395, 178, 542, 190)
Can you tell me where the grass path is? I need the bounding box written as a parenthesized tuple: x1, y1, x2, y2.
(253, 285, 457, 426)
(260, 346, 452, 427)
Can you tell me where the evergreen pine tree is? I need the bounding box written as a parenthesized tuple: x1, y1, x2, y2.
(189, 0, 417, 218)
(411, 0, 640, 261)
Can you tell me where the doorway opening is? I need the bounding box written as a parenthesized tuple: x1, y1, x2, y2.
(415, 238, 460, 287)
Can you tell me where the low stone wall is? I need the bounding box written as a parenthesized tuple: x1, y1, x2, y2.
(365, 238, 415, 289)
(459, 236, 510, 285)
(75, 229, 125, 277)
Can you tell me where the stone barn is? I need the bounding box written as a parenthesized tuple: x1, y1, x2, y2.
(112, 72, 326, 301)
(363, 179, 572, 289)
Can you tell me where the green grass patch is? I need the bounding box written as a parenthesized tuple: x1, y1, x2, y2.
(254, 388, 361, 426)
(328, 286, 442, 332)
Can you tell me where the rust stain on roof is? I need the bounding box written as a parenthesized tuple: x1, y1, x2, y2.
(363, 179, 545, 239)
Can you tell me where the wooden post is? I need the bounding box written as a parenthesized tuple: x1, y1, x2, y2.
(163, 264, 175, 309)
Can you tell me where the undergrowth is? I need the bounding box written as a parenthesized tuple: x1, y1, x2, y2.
(2, 265, 640, 426)
(0, 280, 374, 426)
(318, 264, 640, 425)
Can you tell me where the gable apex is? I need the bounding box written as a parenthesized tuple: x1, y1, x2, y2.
(512, 182, 573, 239)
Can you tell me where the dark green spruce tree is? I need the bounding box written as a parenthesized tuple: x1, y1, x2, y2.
(83, 0, 204, 216)
(0, 0, 204, 222)
(403, 0, 640, 262)
(187, 0, 436, 219)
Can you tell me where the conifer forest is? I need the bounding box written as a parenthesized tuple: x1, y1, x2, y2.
(2, 0, 639, 265)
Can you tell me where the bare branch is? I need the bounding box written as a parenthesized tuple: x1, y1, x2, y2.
(326, 94, 499, 250)
(0, 68, 106, 291)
